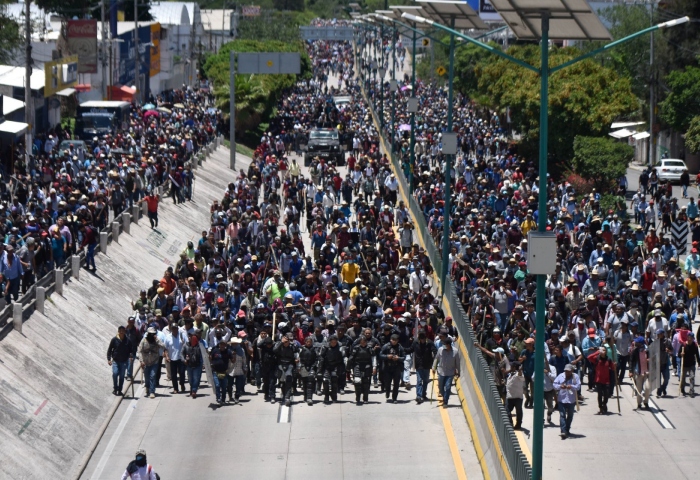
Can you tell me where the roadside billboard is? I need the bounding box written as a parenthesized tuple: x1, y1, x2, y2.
(67, 20, 98, 74)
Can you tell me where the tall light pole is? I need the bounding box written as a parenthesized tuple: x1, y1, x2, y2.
(133, 0, 140, 103)
(101, 0, 109, 99)
(403, 9, 689, 480)
(24, 0, 33, 158)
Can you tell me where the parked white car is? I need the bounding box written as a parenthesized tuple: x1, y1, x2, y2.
(653, 158, 687, 183)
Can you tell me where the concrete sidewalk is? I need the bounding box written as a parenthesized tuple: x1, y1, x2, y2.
(0, 144, 226, 480)
(515, 371, 699, 479)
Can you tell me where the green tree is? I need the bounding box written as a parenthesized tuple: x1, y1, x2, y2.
(273, 0, 305, 12)
(659, 65, 700, 132)
(453, 40, 499, 99)
(203, 38, 311, 138)
(685, 115, 700, 154)
(474, 44, 638, 162)
(572, 136, 634, 192)
(583, 3, 655, 104)
(0, 0, 21, 65)
(656, 0, 700, 78)
(34, 0, 97, 20)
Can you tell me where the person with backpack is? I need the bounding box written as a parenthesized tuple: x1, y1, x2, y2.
(121, 449, 158, 480)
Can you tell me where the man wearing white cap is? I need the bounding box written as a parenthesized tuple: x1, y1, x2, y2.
(553, 364, 580, 439)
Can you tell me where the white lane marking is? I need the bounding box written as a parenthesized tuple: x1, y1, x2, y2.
(278, 404, 291, 423)
(90, 385, 146, 479)
(648, 399, 675, 429)
(628, 385, 675, 429)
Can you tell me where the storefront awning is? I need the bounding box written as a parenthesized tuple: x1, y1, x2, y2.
(110, 85, 136, 101)
(55, 88, 76, 97)
(0, 120, 28, 138)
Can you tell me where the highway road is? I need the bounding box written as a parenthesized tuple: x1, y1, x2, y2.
(80, 138, 484, 480)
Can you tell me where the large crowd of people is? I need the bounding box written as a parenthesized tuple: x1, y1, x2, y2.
(107, 21, 700, 456)
(1, 87, 219, 308)
(358, 24, 700, 438)
(109, 35, 463, 416)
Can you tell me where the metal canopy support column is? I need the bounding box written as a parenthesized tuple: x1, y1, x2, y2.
(532, 13, 549, 480)
(391, 35, 396, 152)
(380, 21, 384, 132)
(229, 50, 236, 170)
(409, 28, 417, 191)
(440, 15, 455, 294)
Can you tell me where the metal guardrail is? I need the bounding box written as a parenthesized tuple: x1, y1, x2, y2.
(363, 90, 531, 479)
(0, 140, 217, 342)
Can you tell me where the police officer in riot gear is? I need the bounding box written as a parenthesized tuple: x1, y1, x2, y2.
(380, 334, 406, 403)
(273, 334, 299, 406)
(260, 337, 277, 403)
(299, 336, 318, 405)
(319, 335, 344, 403)
(348, 335, 376, 404)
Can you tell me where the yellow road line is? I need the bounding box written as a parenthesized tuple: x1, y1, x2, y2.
(455, 378, 491, 480)
(457, 337, 513, 480)
(432, 372, 468, 480)
(367, 96, 512, 480)
(514, 431, 532, 464)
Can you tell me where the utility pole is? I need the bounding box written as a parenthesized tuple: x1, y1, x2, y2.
(24, 0, 33, 159)
(221, 2, 226, 53)
(133, 0, 140, 103)
(101, 0, 108, 99)
(648, 1, 655, 166)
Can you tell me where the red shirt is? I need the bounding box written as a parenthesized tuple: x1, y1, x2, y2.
(144, 195, 159, 213)
(587, 351, 613, 384)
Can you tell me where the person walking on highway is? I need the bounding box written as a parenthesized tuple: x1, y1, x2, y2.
(299, 335, 318, 406)
(138, 327, 165, 399)
(680, 332, 700, 397)
(163, 321, 188, 394)
(107, 326, 133, 396)
(1, 244, 23, 304)
(141, 190, 160, 229)
(553, 364, 580, 439)
(506, 361, 525, 429)
(274, 334, 299, 406)
(380, 333, 406, 403)
(349, 334, 376, 405)
(629, 336, 651, 409)
(182, 330, 203, 398)
(432, 336, 460, 407)
(121, 448, 158, 480)
(210, 338, 233, 406)
(587, 346, 614, 414)
(412, 329, 437, 404)
(227, 337, 248, 404)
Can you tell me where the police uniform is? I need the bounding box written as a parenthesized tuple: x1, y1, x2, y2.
(349, 342, 376, 403)
(319, 339, 345, 403)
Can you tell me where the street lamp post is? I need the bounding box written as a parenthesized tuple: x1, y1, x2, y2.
(440, 16, 456, 294)
(409, 28, 417, 191)
(402, 9, 689, 480)
(379, 66, 386, 131)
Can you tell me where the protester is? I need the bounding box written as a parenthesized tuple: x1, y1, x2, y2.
(553, 364, 580, 439)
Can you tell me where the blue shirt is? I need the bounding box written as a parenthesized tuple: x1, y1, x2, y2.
(554, 372, 581, 404)
(519, 349, 535, 377)
(0, 252, 23, 280)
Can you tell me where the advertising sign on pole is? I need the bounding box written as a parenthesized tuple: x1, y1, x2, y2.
(67, 20, 98, 74)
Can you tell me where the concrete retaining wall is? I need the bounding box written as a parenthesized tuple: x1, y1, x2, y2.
(0, 145, 235, 480)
